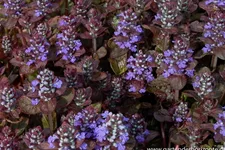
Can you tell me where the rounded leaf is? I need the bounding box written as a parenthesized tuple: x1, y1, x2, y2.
(18, 96, 41, 115)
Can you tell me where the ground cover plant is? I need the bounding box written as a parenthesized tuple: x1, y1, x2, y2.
(0, 0, 225, 149)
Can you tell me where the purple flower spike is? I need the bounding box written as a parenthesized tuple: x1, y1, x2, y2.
(25, 35, 50, 65)
(114, 9, 142, 52)
(125, 50, 154, 93)
(202, 12, 225, 54)
(56, 27, 82, 63)
(161, 35, 194, 78)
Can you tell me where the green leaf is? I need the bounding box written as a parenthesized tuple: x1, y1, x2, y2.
(208, 139, 214, 147)
(91, 102, 102, 113)
(11, 117, 29, 136)
(41, 114, 49, 129)
(109, 53, 127, 75)
(42, 112, 57, 131)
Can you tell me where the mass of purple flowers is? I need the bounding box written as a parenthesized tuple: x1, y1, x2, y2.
(192, 70, 214, 98)
(45, 108, 149, 150)
(213, 111, 225, 142)
(205, 0, 225, 6)
(161, 36, 194, 78)
(114, 9, 143, 52)
(125, 50, 154, 93)
(202, 12, 225, 53)
(56, 27, 82, 63)
(3, 0, 24, 17)
(34, 0, 52, 17)
(25, 35, 50, 66)
(1, 0, 225, 149)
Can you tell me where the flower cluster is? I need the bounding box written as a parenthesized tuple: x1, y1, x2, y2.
(0, 87, 16, 113)
(74, 107, 98, 139)
(107, 77, 124, 100)
(46, 107, 149, 149)
(82, 57, 96, 80)
(31, 69, 62, 102)
(35, 23, 49, 37)
(202, 12, 225, 53)
(58, 15, 76, 29)
(126, 50, 154, 93)
(25, 35, 50, 66)
(0, 126, 17, 149)
(73, 87, 92, 107)
(177, 0, 190, 11)
(172, 102, 189, 122)
(56, 27, 82, 63)
(192, 70, 214, 99)
(127, 114, 149, 143)
(71, 0, 90, 19)
(3, 0, 24, 17)
(161, 35, 194, 78)
(34, 0, 52, 17)
(64, 67, 81, 88)
(213, 111, 225, 142)
(23, 126, 44, 149)
(154, 0, 180, 28)
(95, 112, 129, 150)
(1, 35, 12, 54)
(85, 9, 103, 38)
(205, 0, 225, 7)
(56, 123, 75, 150)
(114, 9, 143, 52)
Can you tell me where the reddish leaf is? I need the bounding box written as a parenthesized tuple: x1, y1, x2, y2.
(154, 109, 173, 122)
(10, 57, 24, 67)
(214, 47, 225, 60)
(37, 142, 58, 150)
(18, 96, 41, 115)
(91, 72, 107, 81)
(169, 128, 189, 145)
(190, 21, 204, 32)
(40, 98, 57, 114)
(96, 46, 107, 59)
(20, 65, 35, 75)
(168, 75, 187, 90)
(57, 88, 75, 109)
(182, 90, 202, 102)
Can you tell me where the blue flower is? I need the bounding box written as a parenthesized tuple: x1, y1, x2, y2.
(25, 36, 50, 66)
(31, 98, 40, 106)
(94, 126, 108, 142)
(56, 27, 82, 63)
(53, 78, 62, 89)
(47, 134, 58, 148)
(128, 85, 136, 92)
(161, 36, 194, 78)
(114, 10, 142, 52)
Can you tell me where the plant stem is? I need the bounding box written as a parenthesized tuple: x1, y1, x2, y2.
(48, 113, 54, 134)
(161, 122, 167, 148)
(65, 0, 69, 15)
(93, 38, 97, 53)
(211, 55, 217, 70)
(175, 90, 179, 101)
(175, 145, 179, 150)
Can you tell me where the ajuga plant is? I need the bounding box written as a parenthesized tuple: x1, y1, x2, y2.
(1, 0, 225, 149)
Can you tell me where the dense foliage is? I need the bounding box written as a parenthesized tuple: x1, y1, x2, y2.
(0, 0, 225, 149)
